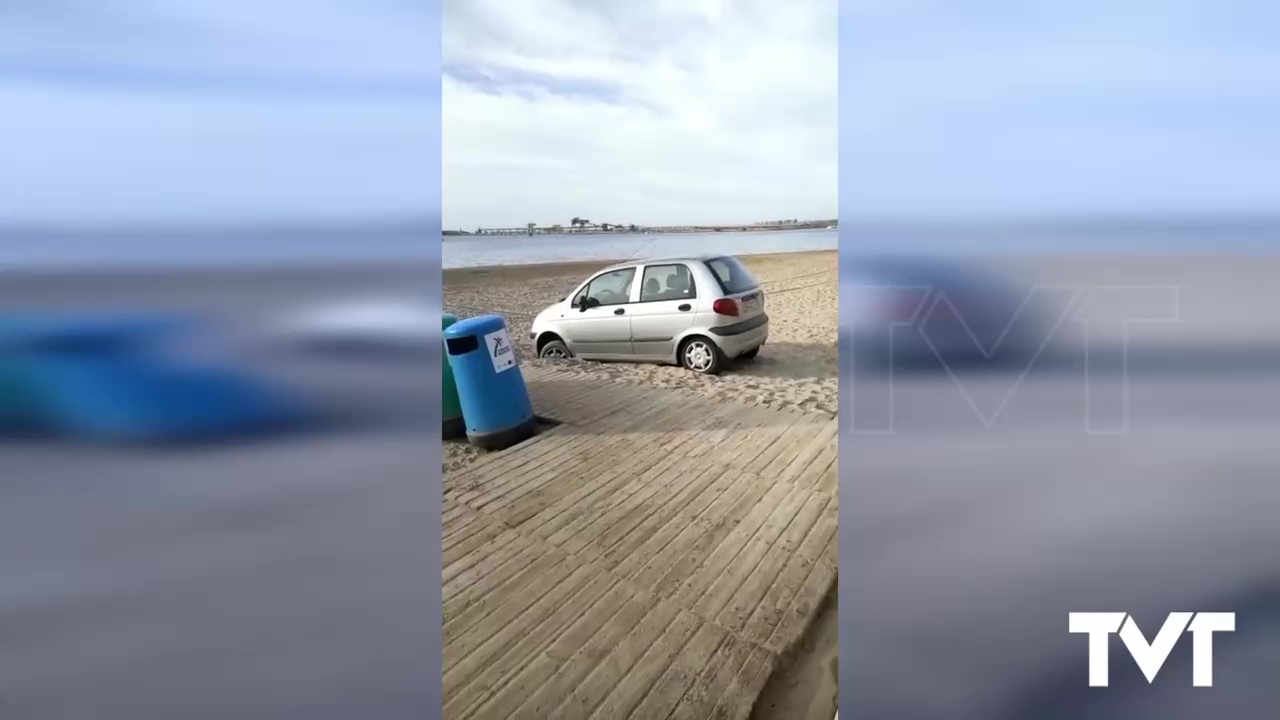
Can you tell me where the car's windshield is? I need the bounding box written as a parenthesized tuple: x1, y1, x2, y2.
(704, 256, 759, 295)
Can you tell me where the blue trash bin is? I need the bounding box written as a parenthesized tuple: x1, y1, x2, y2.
(444, 314, 536, 450)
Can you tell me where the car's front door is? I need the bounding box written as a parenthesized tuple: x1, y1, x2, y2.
(561, 267, 636, 358)
(628, 263, 699, 360)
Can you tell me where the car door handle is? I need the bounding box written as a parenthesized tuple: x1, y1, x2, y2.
(678, 304, 691, 311)
(614, 308, 625, 315)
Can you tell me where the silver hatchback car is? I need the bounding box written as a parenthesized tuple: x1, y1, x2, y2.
(529, 254, 769, 374)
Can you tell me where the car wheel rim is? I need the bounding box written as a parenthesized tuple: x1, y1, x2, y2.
(543, 347, 566, 359)
(685, 342, 713, 372)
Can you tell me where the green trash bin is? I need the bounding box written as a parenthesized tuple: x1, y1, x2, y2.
(442, 313, 465, 439)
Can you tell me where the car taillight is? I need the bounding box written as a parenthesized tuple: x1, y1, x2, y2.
(712, 298, 739, 317)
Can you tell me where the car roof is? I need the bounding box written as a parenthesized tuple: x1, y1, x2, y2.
(599, 254, 728, 272)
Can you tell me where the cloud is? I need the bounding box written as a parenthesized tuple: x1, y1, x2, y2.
(442, 0, 838, 230)
(0, 1, 439, 227)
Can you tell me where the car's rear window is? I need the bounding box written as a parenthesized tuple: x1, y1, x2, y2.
(704, 256, 759, 295)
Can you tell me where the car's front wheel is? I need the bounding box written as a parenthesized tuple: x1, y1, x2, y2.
(680, 336, 724, 375)
(538, 338, 572, 360)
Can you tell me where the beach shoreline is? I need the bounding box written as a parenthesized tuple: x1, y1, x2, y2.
(442, 247, 836, 276)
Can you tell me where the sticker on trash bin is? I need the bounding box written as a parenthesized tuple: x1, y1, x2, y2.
(484, 327, 516, 373)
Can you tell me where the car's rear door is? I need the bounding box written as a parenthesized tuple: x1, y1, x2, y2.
(627, 262, 699, 360)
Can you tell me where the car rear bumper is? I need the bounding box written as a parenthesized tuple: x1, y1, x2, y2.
(709, 314, 769, 358)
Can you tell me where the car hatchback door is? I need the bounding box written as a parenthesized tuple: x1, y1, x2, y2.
(628, 263, 699, 360)
(560, 267, 637, 358)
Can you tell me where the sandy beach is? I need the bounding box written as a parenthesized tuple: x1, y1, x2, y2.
(443, 250, 838, 473)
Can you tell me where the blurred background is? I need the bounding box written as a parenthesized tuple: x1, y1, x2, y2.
(0, 3, 442, 718)
(839, 1, 1280, 719)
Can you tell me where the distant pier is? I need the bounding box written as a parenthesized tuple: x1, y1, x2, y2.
(468, 219, 837, 236)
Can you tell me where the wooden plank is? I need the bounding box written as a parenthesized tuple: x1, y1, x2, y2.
(557, 456, 720, 559)
(442, 500, 470, 527)
(709, 644, 777, 719)
(715, 490, 828, 634)
(442, 524, 518, 587)
(469, 581, 636, 718)
(626, 620, 730, 719)
(476, 436, 645, 517)
(496, 413, 706, 531)
(596, 462, 734, 570)
(666, 635, 757, 720)
(710, 411, 781, 464)
(444, 572, 621, 718)
(601, 461, 737, 573)
(443, 560, 602, 705)
(447, 430, 582, 499)
(777, 419, 839, 484)
(667, 481, 791, 609)
(630, 477, 775, 597)
(764, 530, 837, 656)
(685, 408, 768, 460)
(444, 551, 573, 670)
(442, 529, 528, 602)
(729, 412, 809, 470)
(527, 425, 722, 550)
(816, 452, 838, 497)
(796, 440, 838, 493)
(460, 389, 682, 510)
(443, 543, 560, 639)
(585, 608, 702, 719)
(441, 517, 507, 570)
(520, 441, 693, 546)
(761, 417, 835, 479)
(507, 589, 662, 718)
(547, 597, 685, 719)
(691, 483, 811, 621)
(736, 499, 834, 644)
(441, 507, 481, 544)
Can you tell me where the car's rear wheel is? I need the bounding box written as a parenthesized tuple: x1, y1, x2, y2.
(538, 338, 572, 360)
(680, 336, 723, 375)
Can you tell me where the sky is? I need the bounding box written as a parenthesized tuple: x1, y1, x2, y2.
(442, 0, 838, 230)
(0, 1, 440, 228)
(1, 1, 1276, 230)
(841, 0, 1280, 222)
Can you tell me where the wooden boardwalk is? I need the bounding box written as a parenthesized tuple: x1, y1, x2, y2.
(443, 366, 838, 719)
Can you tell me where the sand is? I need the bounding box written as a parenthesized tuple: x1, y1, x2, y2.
(752, 587, 840, 720)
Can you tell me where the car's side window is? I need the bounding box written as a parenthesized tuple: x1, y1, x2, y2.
(583, 268, 636, 307)
(639, 264, 697, 303)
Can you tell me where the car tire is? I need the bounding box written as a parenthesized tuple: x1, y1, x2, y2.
(739, 347, 760, 361)
(679, 336, 724, 375)
(538, 338, 572, 360)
